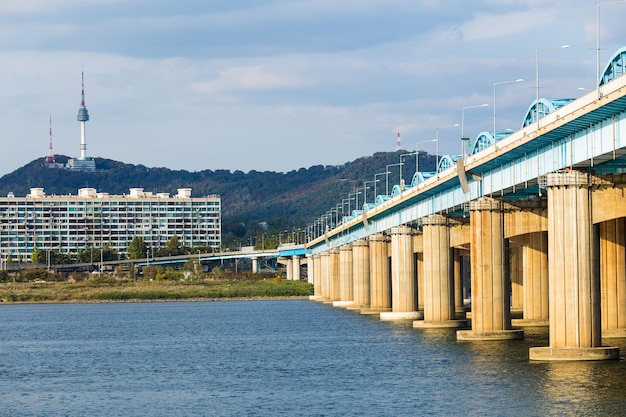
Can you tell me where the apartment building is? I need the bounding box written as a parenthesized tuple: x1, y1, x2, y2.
(0, 187, 221, 260)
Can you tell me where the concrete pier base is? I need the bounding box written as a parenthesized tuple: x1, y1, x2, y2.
(457, 329, 524, 341)
(308, 295, 323, 301)
(413, 319, 468, 329)
(512, 318, 549, 327)
(360, 308, 391, 315)
(602, 329, 626, 338)
(529, 346, 619, 361)
(332, 301, 355, 308)
(380, 311, 423, 321)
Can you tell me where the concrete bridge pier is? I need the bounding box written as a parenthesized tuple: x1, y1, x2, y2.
(334, 245, 355, 308)
(458, 197, 523, 341)
(291, 255, 301, 281)
(319, 252, 331, 302)
(328, 249, 340, 302)
(509, 243, 523, 317)
(530, 171, 618, 360)
(453, 248, 468, 319)
(600, 218, 626, 338)
(251, 257, 259, 274)
(513, 232, 549, 327)
(351, 239, 371, 311)
(284, 257, 293, 281)
(309, 254, 322, 301)
(381, 226, 422, 321)
(414, 215, 467, 329)
(364, 233, 391, 314)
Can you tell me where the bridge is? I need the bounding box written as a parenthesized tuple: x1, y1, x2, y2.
(18, 245, 309, 279)
(302, 47, 626, 361)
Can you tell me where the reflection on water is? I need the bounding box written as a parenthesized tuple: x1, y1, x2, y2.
(1, 302, 626, 416)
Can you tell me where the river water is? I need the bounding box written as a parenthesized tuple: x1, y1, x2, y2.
(1, 300, 626, 416)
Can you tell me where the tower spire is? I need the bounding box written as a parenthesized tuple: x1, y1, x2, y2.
(77, 69, 90, 159)
(45, 114, 56, 165)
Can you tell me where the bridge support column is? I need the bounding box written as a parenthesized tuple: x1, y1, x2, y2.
(458, 197, 523, 341)
(309, 254, 322, 300)
(366, 233, 391, 314)
(454, 249, 468, 318)
(306, 254, 313, 284)
(251, 257, 259, 274)
(415, 215, 467, 329)
(320, 252, 330, 302)
(513, 232, 549, 327)
(285, 257, 293, 281)
(328, 249, 340, 302)
(530, 171, 618, 360)
(510, 243, 523, 316)
(334, 245, 354, 308)
(352, 239, 370, 310)
(291, 255, 301, 281)
(381, 226, 421, 321)
(600, 218, 626, 338)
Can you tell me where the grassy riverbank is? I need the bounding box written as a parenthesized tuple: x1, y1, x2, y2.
(0, 275, 313, 303)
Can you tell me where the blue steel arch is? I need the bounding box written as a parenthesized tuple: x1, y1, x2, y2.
(521, 98, 575, 127)
(468, 131, 513, 155)
(410, 171, 435, 187)
(600, 46, 626, 86)
(375, 194, 391, 205)
(391, 184, 402, 197)
(437, 155, 461, 173)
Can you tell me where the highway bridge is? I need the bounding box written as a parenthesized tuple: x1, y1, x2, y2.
(303, 47, 626, 361)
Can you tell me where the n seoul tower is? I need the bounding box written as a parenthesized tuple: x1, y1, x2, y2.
(77, 70, 90, 159)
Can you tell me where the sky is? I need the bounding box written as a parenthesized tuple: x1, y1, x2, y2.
(1, 0, 625, 176)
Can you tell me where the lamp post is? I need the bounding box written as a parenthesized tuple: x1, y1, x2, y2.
(385, 163, 403, 195)
(435, 124, 459, 177)
(399, 152, 417, 188)
(349, 190, 362, 211)
(597, 1, 626, 89)
(364, 179, 378, 206)
(493, 78, 524, 150)
(415, 139, 437, 176)
(461, 104, 488, 157)
(536, 45, 569, 128)
(374, 172, 388, 201)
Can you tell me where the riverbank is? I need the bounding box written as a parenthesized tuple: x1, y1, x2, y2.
(0, 278, 313, 303)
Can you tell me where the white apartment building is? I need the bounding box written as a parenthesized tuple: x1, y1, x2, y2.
(0, 187, 221, 260)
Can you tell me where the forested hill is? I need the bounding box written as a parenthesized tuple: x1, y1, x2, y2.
(0, 151, 436, 229)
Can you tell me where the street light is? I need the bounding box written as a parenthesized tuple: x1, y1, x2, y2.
(461, 104, 488, 157)
(536, 45, 569, 128)
(385, 163, 403, 195)
(374, 172, 389, 201)
(415, 139, 437, 176)
(399, 152, 417, 189)
(364, 179, 379, 206)
(493, 78, 524, 150)
(597, 1, 626, 89)
(436, 124, 459, 177)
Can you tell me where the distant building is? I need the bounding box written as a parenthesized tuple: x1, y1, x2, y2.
(0, 187, 221, 261)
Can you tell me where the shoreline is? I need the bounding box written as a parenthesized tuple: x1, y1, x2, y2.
(0, 295, 311, 305)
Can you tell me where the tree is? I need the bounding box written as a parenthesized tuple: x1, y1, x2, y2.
(127, 236, 147, 260)
(31, 247, 43, 264)
(159, 235, 186, 256)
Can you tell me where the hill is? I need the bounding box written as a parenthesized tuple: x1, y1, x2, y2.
(0, 151, 436, 245)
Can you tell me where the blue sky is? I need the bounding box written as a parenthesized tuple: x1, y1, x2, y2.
(1, 0, 625, 176)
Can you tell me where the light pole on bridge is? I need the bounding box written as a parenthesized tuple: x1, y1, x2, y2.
(493, 79, 523, 151)
(461, 104, 488, 157)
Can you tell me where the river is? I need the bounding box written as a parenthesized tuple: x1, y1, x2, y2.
(1, 300, 626, 416)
